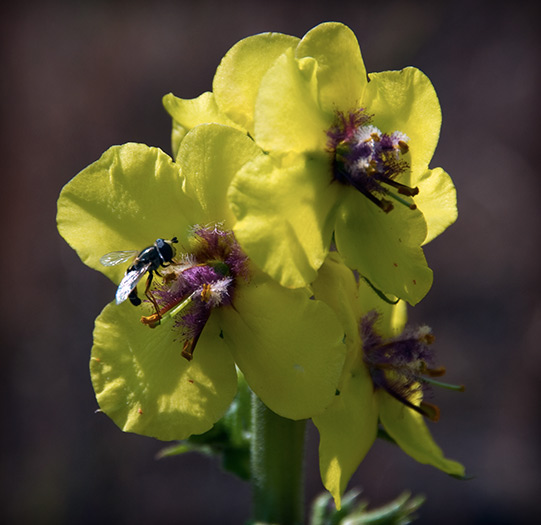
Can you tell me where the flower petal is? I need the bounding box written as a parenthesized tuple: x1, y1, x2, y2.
(414, 167, 458, 245)
(296, 22, 367, 114)
(335, 190, 432, 305)
(91, 302, 238, 441)
(57, 143, 190, 284)
(229, 152, 340, 288)
(364, 68, 442, 178)
(178, 124, 264, 229)
(162, 92, 243, 157)
(312, 254, 378, 508)
(216, 275, 346, 420)
(313, 365, 378, 509)
(378, 392, 465, 476)
(254, 48, 330, 153)
(213, 32, 299, 135)
(311, 253, 361, 345)
(311, 253, 361, 397)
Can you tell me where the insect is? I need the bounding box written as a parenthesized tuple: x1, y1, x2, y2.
(100, 237, 178, 313)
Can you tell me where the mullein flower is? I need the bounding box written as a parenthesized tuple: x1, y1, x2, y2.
(311, 254, 465, 508)
(56, 124, 346, 441)
(163, 22, 456, 305)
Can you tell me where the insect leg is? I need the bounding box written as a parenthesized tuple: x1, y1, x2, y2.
(144, 270, 161, 320)
(128, 289, 142, 306)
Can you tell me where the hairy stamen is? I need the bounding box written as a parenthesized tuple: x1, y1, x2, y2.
(327, 109, 418, 212)
(360, 310, 463, 421)
(140, 225, 249, 361)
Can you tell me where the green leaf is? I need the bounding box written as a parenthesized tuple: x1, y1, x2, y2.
(220, 372, 252, 447)
(156, 442, 195, 458)
(341, 491, 425, 525)
(310, 489, 424, 525)
(310, 489, 365, 525)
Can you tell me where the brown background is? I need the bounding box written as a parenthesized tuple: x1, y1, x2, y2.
(1, 1, 539, 523)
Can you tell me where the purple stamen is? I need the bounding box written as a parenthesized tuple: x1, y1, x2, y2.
(327, 109, 418, 212)
(360, 310, 441, 420)
(144, 225, 250, 360)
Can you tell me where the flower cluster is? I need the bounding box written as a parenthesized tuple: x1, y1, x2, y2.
(164, 22, 457, 305)
(57, 21, 463, 507)
(57, 133, 346, 441)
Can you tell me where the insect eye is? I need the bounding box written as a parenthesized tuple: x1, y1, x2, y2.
(157, 240, 174, 261)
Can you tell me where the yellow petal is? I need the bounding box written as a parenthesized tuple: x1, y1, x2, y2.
(91, 302, 237, 441)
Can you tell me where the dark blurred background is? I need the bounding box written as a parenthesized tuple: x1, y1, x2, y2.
(1, 1, 539, 523)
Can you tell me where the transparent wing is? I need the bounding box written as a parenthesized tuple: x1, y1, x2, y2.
(100, 250, 138, 267)
(115, 263, 151, 304)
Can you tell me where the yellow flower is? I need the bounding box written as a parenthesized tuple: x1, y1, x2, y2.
(164, 22, 457, 305)
(311, 254, 465, 508)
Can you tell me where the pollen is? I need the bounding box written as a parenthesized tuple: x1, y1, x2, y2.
(200, 283, 213, 302)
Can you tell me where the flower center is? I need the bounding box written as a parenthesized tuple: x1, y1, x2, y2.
(327, 109, 419, 213)
(360, 311, 463, 421)
(140, 225, 249, 361)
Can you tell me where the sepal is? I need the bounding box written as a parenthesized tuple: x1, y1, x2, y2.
(310, 489, 425, 525)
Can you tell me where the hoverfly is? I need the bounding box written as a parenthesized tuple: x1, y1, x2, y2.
(100, 238, 178, 314)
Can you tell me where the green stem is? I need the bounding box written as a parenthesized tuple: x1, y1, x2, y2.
(251, 392, 306, 525)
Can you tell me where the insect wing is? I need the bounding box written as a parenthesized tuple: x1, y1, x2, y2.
(115, 263, 151, 304)
(100, 250, 138, 267)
